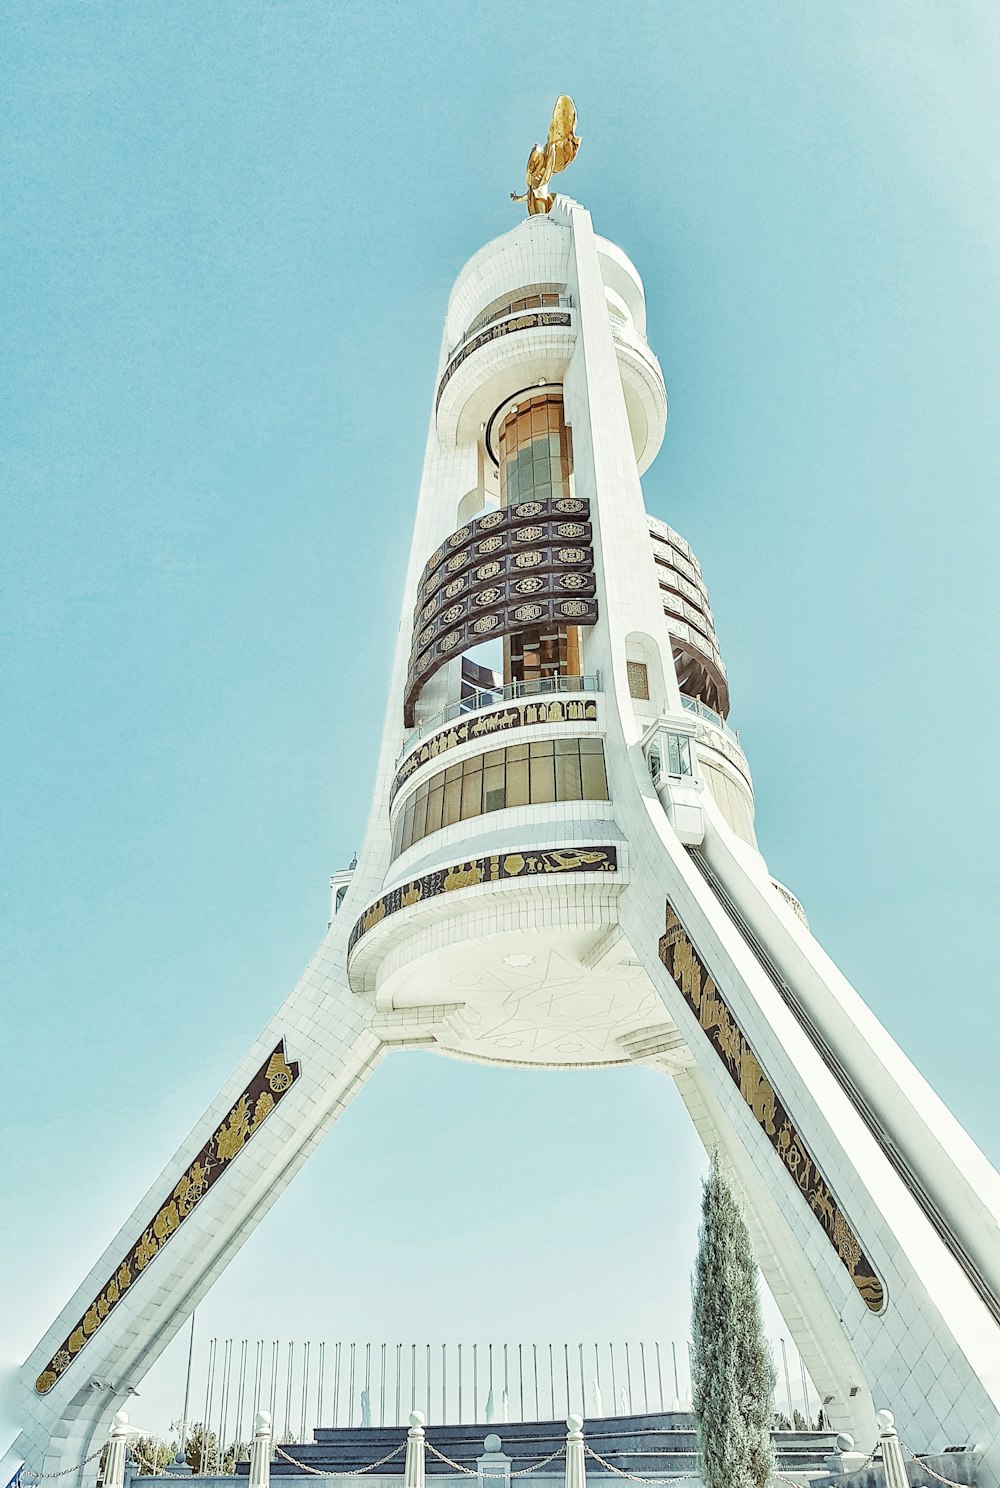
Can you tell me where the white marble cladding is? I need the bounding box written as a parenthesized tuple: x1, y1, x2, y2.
(444, 217, 648, 349)
(445, 216, 573, 349)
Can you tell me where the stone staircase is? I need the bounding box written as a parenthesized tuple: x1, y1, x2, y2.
(257, 1409, 839, 1480)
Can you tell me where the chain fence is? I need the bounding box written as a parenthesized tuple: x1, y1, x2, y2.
(273, 1444, 406, 1478)
(20, 1446, 107, 1483)
(422, 1442, 476, 1476)
(19, 1418, 976, 1488)
(582, 1444, 698, 1486)
(901, 1442, 970, 1488)
(771, 1434, 880, 1488)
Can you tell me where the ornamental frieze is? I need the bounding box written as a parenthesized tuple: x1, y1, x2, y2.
(414, 564, 596, 652)
(34, 1042, 301, 1396)
(657, 903, 885, 1314)
(405, 594, 599, 728)
(405, 504, 598, 726)
(348, 846, 618, 956)
(391, 696, 599, 804)
(418, 498, 588, 590)
(691, 719, 753, 790)
(435, 309, 573, 410)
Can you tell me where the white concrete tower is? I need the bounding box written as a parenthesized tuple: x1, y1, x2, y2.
(14, 166, 1000, 1485)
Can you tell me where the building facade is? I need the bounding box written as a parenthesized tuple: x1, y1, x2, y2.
(16, 198, 1000, 1485)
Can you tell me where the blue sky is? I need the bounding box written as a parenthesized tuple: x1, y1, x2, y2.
(3, 0, 999, 1448)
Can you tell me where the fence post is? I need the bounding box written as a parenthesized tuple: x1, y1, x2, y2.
(404, 1412, 426, 1488)
(876, 1411, 908, 1488)
(104, 1413, 130, 1488)
(249, 1412, 272, 1488)
(565, 1416, 585, 1488)
(823, 1432, 867, 1477)
(477, 1433, 510, 1488)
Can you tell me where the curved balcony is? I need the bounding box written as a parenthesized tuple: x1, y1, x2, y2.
(435, 306, 575, 442)
(680, 692, 739, 743)
(681, 694, 752, 791)
(396, 674, 601, 796)
(610, 319, 667, 473)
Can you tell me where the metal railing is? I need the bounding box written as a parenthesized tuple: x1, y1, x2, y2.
(185, 1336, 819, 1442)
(437, 305, 574, 410)
(399, 676, 601, 762)
(679, 694, 739, 744)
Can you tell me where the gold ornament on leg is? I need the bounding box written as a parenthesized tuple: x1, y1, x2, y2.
(510, 95, 580, 215)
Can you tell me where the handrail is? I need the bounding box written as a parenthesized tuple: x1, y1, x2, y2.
(399, 674, 601, 762)
(461, 293, 573, 346)
(436, 305, 574, 410)
(680, 693, 740, 744)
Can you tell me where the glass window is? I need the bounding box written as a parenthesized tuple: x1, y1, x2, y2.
(442, 763, 463, 827)
(506, 744, 529, 807)
(466, 285, 563, 337)
(424, 780, 444, 835)
(393, 736, 610, 855)
(483, 750, 505, 812)
(666, 734, 692, 776)
(529, 740, 556, 803)
(410, 788, 428, 844)
(497, 393, 572, 508)
(581, 747, 609, 800)
(555, 738, 583, 799)
(460, 757, 483, 819)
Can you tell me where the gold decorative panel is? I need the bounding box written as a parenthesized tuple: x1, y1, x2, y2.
(391, 695, 598, 803)
(658, 903, 885, 1313)
(34, 1042, 302, 1395)
(348, 847, 618, 956)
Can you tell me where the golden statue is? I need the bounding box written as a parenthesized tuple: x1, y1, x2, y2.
(511, 95, 580, 215)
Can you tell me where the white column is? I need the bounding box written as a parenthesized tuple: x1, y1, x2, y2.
(16, 965, 384, 1483)
(248, 1412, 271, 1488)
(477, 1433, 510, 1488)
(102, 1413, 129, 1488)
(403, 1411, 425, 1488)
(877, 1411, 909, 1488)
(564, 1415, 586, 1488)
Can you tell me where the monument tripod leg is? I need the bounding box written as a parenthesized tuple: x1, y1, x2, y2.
(15, 935, 383, 1485)
(672, 1063, 876, 1440)
(615, 795, 1000, 1471)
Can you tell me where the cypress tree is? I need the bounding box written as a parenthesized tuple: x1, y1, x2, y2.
(691, 1157, 777, 1488)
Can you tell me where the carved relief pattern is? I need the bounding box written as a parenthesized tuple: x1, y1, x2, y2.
(657, 903, 885, 1313)
(391, 697, 599, 803)
(34, 1043, 302, 1396)
(405, 500, 598, 726)
(348, 847, 618, 956)
(691, 719, 753, 789)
